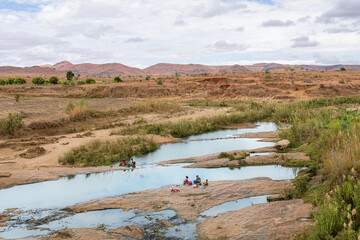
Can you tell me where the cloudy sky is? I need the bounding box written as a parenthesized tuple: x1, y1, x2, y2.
(0, 0, 359, 67)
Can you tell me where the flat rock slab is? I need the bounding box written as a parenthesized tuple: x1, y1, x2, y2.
(235, 131, 279, 138)
(197, 199, 313, 240)
(0, 172, 11, 178)
(42, 227, 134, 240)
(0, 166, 128, 189)
(67, 178, 290, 221)
(183, 152, 310, 168)
(242, 152, 310, 166)
(158, 147, 276, 166)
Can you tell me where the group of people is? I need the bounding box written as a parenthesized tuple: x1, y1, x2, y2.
(119, 157, 136, 168)
(183, 175, 208, 187)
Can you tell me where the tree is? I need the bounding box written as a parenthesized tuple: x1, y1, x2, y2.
(32, 77, 45, 85)
(49, 76, 59, 85)
(66, 71, 75, 81)
(340, 67, 346, 71)
(14, 78, 26, 85)
(113, 76, 123, 83)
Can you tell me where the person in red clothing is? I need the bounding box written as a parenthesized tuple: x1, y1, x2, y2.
(183, 176, 189, 185)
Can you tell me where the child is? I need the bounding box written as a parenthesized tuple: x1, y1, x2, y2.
(204, 179, 208, 186)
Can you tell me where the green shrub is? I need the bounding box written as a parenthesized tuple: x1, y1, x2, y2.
(14, 78, 26, 85)
(62, 81, 69, 85)
(32, 77, 45, 85)
(86, 78, 96, 84)
(0, 80, 5, 85)
(0, 113, 24, 136)
(77, 81, 85, 85)
(59, 136, 158, 166)
(49, 76, 59, 85)
(157, 79, 163, 85)
(6, 78, 15, 85)
(300, 176, 360, 239)
(113, 76, 122, 83)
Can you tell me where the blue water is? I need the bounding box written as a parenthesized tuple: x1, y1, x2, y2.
(0, 122, 299, 239)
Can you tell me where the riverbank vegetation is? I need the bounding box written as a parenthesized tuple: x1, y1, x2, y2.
(56, 96, 360, 238)
(59, 136, 158, 166)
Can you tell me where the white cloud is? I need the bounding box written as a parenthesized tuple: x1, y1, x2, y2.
(0, 0, 359, 67)
(291, 36, 319, 48)
(262, 19, 295, 27)
(208, 41, 248, 52)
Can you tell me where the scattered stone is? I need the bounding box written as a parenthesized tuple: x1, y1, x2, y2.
(275, 139, 290, 150)
(74, 132, 93, 138)
(20, 147, 46, 159)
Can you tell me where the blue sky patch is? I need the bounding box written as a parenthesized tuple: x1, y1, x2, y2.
(0, 1, 41, 12)
(250, 0, 275, 5)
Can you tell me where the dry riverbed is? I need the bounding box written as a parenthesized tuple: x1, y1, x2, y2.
(67, 178, 290, 221)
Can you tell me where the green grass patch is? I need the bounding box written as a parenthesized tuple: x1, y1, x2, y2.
(59, 136, 158, 166)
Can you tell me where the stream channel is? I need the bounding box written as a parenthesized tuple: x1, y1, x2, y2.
(0, 122, 302, 239)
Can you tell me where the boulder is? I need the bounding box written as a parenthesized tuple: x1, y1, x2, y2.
(275, 139, 290, 150)
(20, 146, 46, 159)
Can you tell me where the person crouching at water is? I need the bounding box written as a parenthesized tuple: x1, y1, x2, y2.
(183, 176, 189, 185)
(204, 179, 208, 186)
(119, 159, 126, 166)
(131, 158, 136, 168)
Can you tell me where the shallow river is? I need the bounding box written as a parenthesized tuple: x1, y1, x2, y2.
(0, 122, 301, 239)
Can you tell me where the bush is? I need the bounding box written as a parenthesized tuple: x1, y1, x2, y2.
(49, 76, 59, 85)
(145, 76, 151, 80)
(66, 99, 90, 121)
(113, 76, 122, 83)
(14, 78, 26, 85)
(0, 80, 5, 85)
(157, 79, 163, 85)
(6, 78, 15, 85)
(0, 113, 24, 136)
(300, 176, 360, 239)
(340, 67, 346, 71)
(86, 78, 96, 84)
(62, 81, 69, 85)
(77, 81, 85, 85)
(59, 136, 158, 166)
(32, 77, 45, 85)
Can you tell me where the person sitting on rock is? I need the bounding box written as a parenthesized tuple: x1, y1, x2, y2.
(183, 176, 189, 185)
(194, 175, 201, 186)
(204, 179, 208, 186)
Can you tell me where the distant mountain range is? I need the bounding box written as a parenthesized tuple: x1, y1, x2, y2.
(0, 61, 359, 77)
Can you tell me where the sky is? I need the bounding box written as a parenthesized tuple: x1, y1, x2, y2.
(0, 0, 359, 68)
